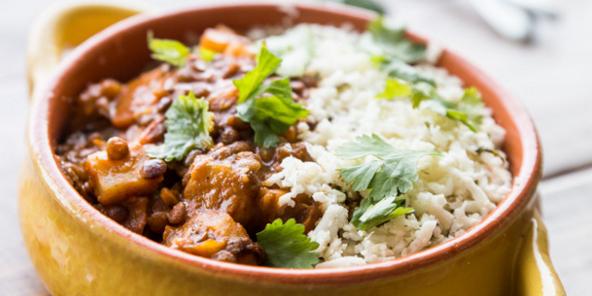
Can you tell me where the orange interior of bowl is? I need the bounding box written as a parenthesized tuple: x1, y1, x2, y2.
(31, 3, 541, 284)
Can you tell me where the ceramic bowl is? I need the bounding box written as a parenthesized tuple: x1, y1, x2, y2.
(20, 2, 564, 295)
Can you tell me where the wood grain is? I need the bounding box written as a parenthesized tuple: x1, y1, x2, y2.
(540, 168, 592, 296)
(0, 0, 589, 295)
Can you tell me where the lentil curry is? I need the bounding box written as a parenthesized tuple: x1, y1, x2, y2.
(56, 25, 322, 266)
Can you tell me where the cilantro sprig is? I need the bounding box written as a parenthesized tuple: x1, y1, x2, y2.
(375, 57, 436, 86)
(233, 44, 310, 148)
(146, 92, 214, 161)
(377, 77, 483, 132)
(351, 196, 414, 231)
(337, 134, 441, 201)
(368, 16, 426, 64)
(147, 32, 216, 66)
(364, 17, 434, 86)
(366, 17, 484, 132)
(263, 25, 314, 77)
(256, 218, 319, 268)
(147, 32, 190, 67)
(337, 134, 439, 230)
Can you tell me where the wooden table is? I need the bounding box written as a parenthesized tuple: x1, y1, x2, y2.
(1, 0, 589, 295)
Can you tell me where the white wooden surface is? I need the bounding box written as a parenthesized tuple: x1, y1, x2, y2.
(0, 0, 590, 295)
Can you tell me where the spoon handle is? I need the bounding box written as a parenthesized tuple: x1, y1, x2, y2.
(468, 0, 534, 41)
(503, 0, 560, 19)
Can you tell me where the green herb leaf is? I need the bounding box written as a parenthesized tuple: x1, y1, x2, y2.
(147, 32, 190, 67)
(410, 82, 436, 108)
(351, 196, 414, 231)
(256, 218, 320, 268)
(234, 43, 282, 104)
(263, 25, 314, 77)
(234, 44, 309, 148)
(375, 77, 412, 99)
(378, 77, 482, 132)
(461, 87, 483, 106)
(446, 109, 478, 132)
(337, 134, 441, 201)
(343, 0, 386, 14)
(146, 92, 214, 161)
(378, 58, 436, 85)
(197, 46, 216, 62)
(368, 16, 426, 64)
(476, 147, 505, 164)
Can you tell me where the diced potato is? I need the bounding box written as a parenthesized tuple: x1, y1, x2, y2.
(163, 210, 262, 264)
(223, 42, 252, 58)
(199, 25, 251, 54)
(178, 239, 227, 257)
(86, 143, 162, 205)
(111, 67, 170, 129)
(200, 28, 235, 53)
(183, 152, 260, 226)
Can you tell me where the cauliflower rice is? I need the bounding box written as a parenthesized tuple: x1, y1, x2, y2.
(252, 24, 512, 268)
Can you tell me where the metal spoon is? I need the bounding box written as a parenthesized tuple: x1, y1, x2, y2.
(468, 0, 534, 41)
(503, 0, 559, 19)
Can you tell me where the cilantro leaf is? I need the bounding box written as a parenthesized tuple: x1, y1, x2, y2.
(476, 147, 505, 163)
(337, 134, 441, 202)
(375, 77, 412, 99)
(256, 218, 319, 268)
(378, 58, 436, 85)
(146, 92, 214, 161)
(264, 25, 314, 77)
(410, 82, 436, 108)
(376, 77, 482, 132)
(147, 32, 190, 67)
(233, 44, 309, 148)
(446, 109, 478, 132)
(351, 196, 414, 231)
(197, 46, 216, 62)
(461, 87, 483, 106)
(234, 43, 282, 104)
(343, 0, 386, 14)
(368, 16, 426, 64)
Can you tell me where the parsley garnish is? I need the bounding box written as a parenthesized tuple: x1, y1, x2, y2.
(377, 78, 483, 132)
(351, 196, 414, 231)
(264, 25, 314, 77)
(368, 16, 426, 64)
(233, 44, 310, 148)
(461, 87, 484, 107)
(147, 33, 217, 66)
(146, 92, 214, 161)
(376, 58, 436, 86)
(337, 134, 441, 201)
(375, 77, 412, 99)
(197, 46, 216, 62)
(364, 17, 434, 85)
(337, 134, 439, 230)
(366, 16, 484, 132)
(147, 32, 190, 67)
(256, 218, 319, 268)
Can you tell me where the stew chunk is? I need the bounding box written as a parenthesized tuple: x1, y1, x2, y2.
(86, 142, 163, 205)
(163, 210, 264, 264)
(183, 143, 260, 226)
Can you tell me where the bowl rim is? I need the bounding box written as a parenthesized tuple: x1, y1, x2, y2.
(29, 2, 542, 285)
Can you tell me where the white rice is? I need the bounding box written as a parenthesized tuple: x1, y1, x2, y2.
(252, 24, 512, 268)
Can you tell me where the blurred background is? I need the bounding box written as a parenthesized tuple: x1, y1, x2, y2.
(1, 0, 590, 294)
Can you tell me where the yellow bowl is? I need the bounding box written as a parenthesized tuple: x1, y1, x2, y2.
(20, 2, 565, 295)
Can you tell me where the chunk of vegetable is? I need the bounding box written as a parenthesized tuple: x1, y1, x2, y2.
(86, 143, 162, 205)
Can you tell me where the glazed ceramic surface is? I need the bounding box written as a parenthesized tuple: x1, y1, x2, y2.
(20, 2, 565, 296)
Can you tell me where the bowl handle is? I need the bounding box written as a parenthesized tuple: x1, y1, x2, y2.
(514, 206, 566, 296)
(26, 2, 153, 98)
